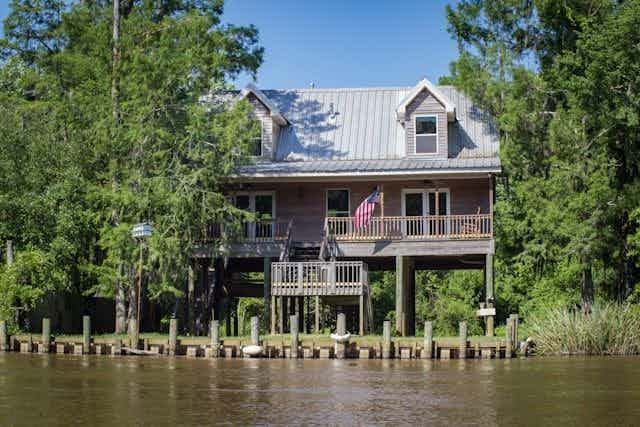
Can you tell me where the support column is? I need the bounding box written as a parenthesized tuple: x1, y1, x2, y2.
(210, 319, 220, 358)
(187, 260, 196, 335)
(82, 315, 91, 354)
(279, 296, 285, 334)
(485, 253, 495, 337)
(169, 318, 177, 356)
(315, 296, 320, 333)
(290, 314, 298, 359)
(395, 256, 410, 336)
(407, 259, 415, 336)
(270, 296, 276, 335)
(358, 294, 364, 336)
(263, 257, 271, 331)
(42, 318, 51, 353)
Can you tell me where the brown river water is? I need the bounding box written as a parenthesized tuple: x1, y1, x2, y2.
(0, 353, 639, 426)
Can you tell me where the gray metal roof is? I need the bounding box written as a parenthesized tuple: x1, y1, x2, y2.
(234, 85, 500, 177)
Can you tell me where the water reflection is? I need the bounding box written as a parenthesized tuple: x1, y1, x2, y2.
(0, 354, 639, 425)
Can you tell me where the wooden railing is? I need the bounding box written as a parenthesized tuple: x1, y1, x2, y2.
(205, 219, 291, 243)
(271, 261, 368, 296)
(325, 214, 492, 241)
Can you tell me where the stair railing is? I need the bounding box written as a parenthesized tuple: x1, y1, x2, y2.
(279, 218, 294, 262)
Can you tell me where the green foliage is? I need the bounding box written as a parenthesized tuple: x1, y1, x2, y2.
(528, 302, 640, 355)
(0, 248, 66, 323)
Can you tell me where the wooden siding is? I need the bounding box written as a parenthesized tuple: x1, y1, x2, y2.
(242, 178, 491, 242)
(247, 93, 274, 161)
(404, 88, 448, 159)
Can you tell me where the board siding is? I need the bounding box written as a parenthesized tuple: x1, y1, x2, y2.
(404, 88, 447, 159)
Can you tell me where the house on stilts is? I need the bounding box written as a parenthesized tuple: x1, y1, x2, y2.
(194, 78, 500, 337)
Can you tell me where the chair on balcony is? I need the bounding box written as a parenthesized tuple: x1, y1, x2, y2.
(460, 207, 482, 237)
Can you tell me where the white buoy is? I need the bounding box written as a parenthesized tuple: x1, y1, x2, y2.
(242, 344, 263, 357)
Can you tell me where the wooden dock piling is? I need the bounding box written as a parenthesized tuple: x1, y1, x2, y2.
(422, 321, 433, 359)
(210, 320, 220, 358)
(42, 318, 51, 353)
(459, 321, 468, 359)
(505, 317, 513, 358)
(1, 320, 8, 352)
(290, 314, 298, 359)
(169, 318, 177, 356)
(382, 320, 391, 359)
(335, 313, 347, 359)
(251, 316, 259, 346)
(82, 315, 91, 354)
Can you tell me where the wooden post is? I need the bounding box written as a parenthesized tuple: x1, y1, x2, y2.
(382, 320, 391, 359)
(113, 338, 122, 356)
(315, 296, 320, 333)
(485, 253, 495, 337)
(169, 318, 177, 356)
(335, 312, 347, 359)
(210, 319, 220, 358)
(459, 321, 467, 359)
(0, 320, 6, 352)
(251, 316, 259, 345)
(270, 296, 276, 335)
(395, 256, 406, 336)
(263, 257, 271, 330)
(505, 317, 513, 359)
(380, 184, 385, 218)
(290, 314, 298, 359)
(128, 318, 139, 350)
(511, 314, 519, 346)
(6, 240, 13, 266)
(358, 294, 364, 336)
(82, 315, 91, 354)
(279, 296, 284, 334)
(42, 318, 51, 353)
(422, 321, 433, 359)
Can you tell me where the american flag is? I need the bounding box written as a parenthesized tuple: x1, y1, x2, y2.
(353, 187, 381, 229)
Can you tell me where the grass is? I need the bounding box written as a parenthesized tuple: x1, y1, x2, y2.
(527, 302, 640, 356)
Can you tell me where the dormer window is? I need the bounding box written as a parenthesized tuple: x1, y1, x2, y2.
(415, 115, 437, 154)
(249, 119, 263, 157)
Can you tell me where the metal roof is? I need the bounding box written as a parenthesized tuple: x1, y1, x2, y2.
(233, 85, 500, 177)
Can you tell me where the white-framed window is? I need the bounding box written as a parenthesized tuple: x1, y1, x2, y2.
(326, 189, 350, 217)
(248, 119, 263, 157)
(414, 115, 438, 154)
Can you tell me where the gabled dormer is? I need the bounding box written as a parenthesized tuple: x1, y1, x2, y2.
(239, 84, 289, 161)
(396, 79, 456, 159)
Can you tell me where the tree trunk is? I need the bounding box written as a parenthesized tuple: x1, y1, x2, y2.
(581, 255, 594, 314)
(114, 275, 126, 333)
(127, 283, 137, 331)
(111, 0, 120, 122)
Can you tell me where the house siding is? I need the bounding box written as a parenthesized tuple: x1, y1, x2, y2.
(244, 178, 490, 242)
(247, 93, 274, 160)
(404, 88, 448, 159)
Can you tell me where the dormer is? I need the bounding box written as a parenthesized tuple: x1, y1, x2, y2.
(239, 84, 288, 161)
(396, 79, 456, 159)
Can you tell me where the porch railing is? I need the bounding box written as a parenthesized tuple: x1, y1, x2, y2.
(271, 261, 368, 296)
(205, 219, 292, 243)
(325, 214, 492, 241)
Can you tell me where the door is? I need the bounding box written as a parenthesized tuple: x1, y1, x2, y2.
(403, 189, 450, 237)
(234, 194, 251, 238)
(403, 191, 424, 237)
(254, 193, 274, 239)
(427, 191, 449, 236)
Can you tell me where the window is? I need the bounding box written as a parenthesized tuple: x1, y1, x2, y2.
(326, 189, 350, 217)
(248, 119, 263, 156)
(415, 115, 437, 154)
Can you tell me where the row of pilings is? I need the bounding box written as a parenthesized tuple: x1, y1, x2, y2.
(0, 314, 522, 360)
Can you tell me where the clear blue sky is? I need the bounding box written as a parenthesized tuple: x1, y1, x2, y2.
(0, 0, 460, 89)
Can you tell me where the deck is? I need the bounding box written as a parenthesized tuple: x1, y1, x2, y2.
(271, 261, 367, 296)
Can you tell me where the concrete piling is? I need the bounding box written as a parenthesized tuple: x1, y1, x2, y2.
(0, 320, 7, 352)
(459, 321, 468, 359)
(210, 320, 220, 358)
(42, 318, 51, 353)
(290, 314, 298, 359)
(82, 315, 91, 354)
(169, 318, 177, 356)
(382, 320, 391, 359)
(422, 321, 433, 359)
(112, 338, 122, 356)
(251, 316, 259, 346)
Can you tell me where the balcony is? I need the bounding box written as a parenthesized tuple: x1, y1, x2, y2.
(205, 219, 292, 242)
(325, 214, 492, 241)
(271, 261, 368, 296)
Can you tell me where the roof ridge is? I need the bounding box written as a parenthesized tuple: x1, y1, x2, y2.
(262, 86, 413, 92)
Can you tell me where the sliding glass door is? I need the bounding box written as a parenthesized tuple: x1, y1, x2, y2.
(402, 189, 450, 237)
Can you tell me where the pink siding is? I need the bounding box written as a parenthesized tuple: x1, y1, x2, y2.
(239, 178, 491, 242)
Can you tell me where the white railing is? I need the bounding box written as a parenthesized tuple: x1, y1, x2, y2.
(271, 261, 368, 296)
(206, 219, 291, 242)
(325, 214, 492, 241)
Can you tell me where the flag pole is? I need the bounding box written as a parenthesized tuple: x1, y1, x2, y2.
(380, 184, 384, 217)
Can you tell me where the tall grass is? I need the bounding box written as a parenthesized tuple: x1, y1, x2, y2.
(528, 303, 640, 356)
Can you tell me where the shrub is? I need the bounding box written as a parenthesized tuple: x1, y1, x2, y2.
(528, 302, 640, 355)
